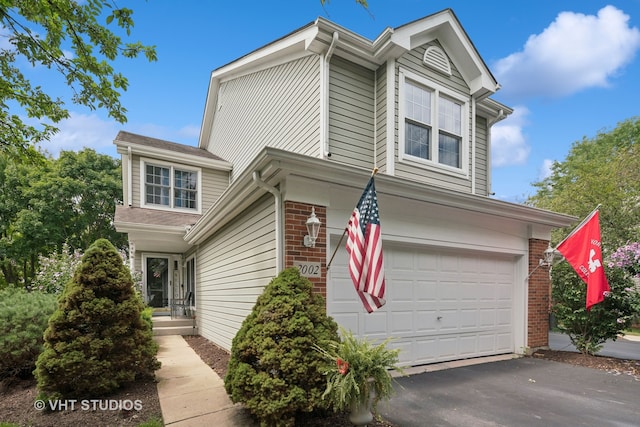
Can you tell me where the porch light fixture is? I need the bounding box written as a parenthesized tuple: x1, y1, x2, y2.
(542, 244, 563, 267)
(304, 207, 321, 248)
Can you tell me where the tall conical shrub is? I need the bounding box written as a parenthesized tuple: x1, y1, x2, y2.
(225, 267, 339, 427)
(35, 239, 160, 398)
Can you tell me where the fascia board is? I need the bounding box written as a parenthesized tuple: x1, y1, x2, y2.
(115, 141, 232, 171)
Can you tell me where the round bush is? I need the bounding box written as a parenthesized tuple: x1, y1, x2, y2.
(0, 288, 57, 379)
(34, 239, 160, 398)
(224, 267, 339, 427)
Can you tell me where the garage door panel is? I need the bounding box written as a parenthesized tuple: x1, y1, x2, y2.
(328, 242, 516, 366)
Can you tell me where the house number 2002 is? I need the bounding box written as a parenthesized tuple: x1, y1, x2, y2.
(296, 262, 321, 278)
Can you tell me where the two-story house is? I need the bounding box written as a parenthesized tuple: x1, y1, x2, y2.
(114, 9, 575, 367)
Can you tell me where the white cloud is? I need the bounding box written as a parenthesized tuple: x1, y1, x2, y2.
(491, 106, 531, 167)
(538, 158, 555, 181)
(39, 112, 119, 157)
(494, 5, 640, 100)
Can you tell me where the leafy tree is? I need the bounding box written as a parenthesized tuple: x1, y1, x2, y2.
(0, 0, 156, 160)
(225, 267, 340, 427)
(35, 238, 160, 399)
(0, 148, 123, 287)
(530, 117, 640, 354)
(528, 117, 640, 249)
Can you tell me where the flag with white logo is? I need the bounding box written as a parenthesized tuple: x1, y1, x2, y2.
(556, 210, 610, 310)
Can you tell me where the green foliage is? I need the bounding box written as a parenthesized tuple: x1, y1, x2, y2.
(224, 267, 340, 427)
(551, 261, 640, 355)
(0, 287, 57, 379)
(316, 328, 401, 414)
(528, 117, 640, 249)
(0, 0, 157, 160)
(34, 239, 160, 399)
(30, 244, 82, 294)
(0, 149, 124, 287)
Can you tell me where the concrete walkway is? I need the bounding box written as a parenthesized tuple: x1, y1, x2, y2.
(154, 335, 255, 426)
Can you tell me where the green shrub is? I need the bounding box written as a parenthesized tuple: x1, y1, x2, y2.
(34, 239, 160, 399)
(224, 267, 339, 427)
(0, 288, 57, 379)
(552, 261, 640, 355)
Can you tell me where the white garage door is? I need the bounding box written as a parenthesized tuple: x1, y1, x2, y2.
(328, 243, 516, 366)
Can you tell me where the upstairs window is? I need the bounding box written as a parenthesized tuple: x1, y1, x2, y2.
(400, 70, 468, 173)
(143, 161, 200, 212)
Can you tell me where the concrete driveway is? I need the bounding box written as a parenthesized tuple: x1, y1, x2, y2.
(378, 356, 639, 426)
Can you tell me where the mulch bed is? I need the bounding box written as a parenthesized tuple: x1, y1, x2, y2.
(0, 376, 162, 427)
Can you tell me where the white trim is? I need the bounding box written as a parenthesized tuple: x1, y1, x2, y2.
(139, 157, 202, 214)
(471, 96, 477, 194)
(398, 68, 470, 178)
(385, 59, 395, 175)
(184, 255, 196, 311)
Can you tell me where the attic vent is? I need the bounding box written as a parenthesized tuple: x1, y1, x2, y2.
(423, 46, 452, 76)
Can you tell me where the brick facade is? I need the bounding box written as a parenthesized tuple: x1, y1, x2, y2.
(528, 238, 551, 349)
(283, 201, 327, 298)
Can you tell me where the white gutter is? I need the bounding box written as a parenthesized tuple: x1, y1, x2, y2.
(252, 171, 283, 273)
(323, 32, 339, 158)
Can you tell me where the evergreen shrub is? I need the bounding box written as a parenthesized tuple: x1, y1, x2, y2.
(224, 267, 339, 427)
(0, 288, 57, 379)
(34, 239, 160, 398)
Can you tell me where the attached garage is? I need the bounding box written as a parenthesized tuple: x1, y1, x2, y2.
(328, 241, 522, 366)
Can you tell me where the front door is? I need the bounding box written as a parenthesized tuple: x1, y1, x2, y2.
(145, 256, 172, 308)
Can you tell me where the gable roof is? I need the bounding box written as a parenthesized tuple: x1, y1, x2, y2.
(199, 9, 502, 147)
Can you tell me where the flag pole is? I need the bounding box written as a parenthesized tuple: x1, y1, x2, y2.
(326, 168, 379, 271)
(555, 204, 602, 249)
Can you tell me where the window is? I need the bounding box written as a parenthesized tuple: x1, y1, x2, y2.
(400, 70, 467, 172)
(143, 161, 200, 211)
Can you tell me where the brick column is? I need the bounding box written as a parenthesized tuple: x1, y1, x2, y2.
(528, 238, 551, 349)
(283, 202, 327, 298)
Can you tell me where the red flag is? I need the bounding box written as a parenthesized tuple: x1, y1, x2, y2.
(556, 210, 610, 310)
(345, 176, 385, 313)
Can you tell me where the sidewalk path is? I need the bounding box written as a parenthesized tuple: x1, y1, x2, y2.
(154, 335, 255, 426)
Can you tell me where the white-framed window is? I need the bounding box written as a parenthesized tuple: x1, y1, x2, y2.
(399, 68, 468, 175)
(141, 158, 201, 213)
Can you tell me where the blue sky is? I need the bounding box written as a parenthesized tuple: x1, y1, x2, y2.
(13, 0, 640, 203)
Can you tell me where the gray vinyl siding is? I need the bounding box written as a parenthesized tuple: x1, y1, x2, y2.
(394, 41, 474, 193)
(201, 168, 229, 212)
(328, 57, 375, 170)
(208, 55, 321, 182)
(196, 195, 276, 351)
(131, 154, 141, 207)
(475, 115, 489, 195)
(375, 63, 387, 172)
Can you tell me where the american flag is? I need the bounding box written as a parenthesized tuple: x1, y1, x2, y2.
(345, 176, 386, 313)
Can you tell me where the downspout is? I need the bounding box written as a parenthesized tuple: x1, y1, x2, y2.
(471, 96, 476, 195)
(323, 32, 339, 158)
(127, 146, 133, 206)
(252, 171, 283, 273)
